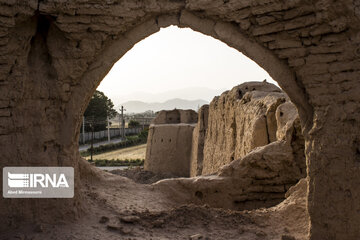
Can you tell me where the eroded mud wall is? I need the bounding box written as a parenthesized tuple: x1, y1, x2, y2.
(197, 82, 287, 175)
(0, 0, 359, 238)
(145, 110, 198, 177)
(190, 105, 209, 177)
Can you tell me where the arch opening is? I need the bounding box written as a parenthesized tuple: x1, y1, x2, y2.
(72, 12, 312, 132)
(78, 24, 281, 173)
(76, 21, 307, 214)
(62, 17, 310, 239)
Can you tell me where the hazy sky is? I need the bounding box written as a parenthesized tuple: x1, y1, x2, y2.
(97, 26, 276, 105)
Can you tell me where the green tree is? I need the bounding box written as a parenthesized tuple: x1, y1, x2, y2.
(128, 120, 140, 128)
(138, 129, 148, 139)
(84, 90, 117, 131)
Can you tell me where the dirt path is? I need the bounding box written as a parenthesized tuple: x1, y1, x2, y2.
(85, 144, 147, 160)
(2, 168, 308, 240)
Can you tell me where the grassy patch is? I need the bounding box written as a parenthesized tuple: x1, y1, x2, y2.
(79, 132, 138, 145)
(81, 129, 148, 157)
(89, 158, 144, 167)
(85, 144, 146, 161)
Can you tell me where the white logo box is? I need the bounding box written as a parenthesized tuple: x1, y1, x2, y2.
(3, 167, 74, 198)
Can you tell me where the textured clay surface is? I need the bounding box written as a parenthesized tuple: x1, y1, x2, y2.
(0, 1, 359, 239)
(145, 109, 197, 177)
(200, 82, 287, 175)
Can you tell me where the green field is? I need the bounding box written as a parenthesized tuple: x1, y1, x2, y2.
(86, 144, 147, 161)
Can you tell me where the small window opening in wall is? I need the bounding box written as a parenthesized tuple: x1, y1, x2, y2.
(238, 90, 243, 99)
(355, 140, 360, 164)
(233, 200, 242, 206)
(356, 150, 360, 164)
(169, 139, 171, 142)
(195, 191, 203, 199)
(280, 111, 284, 117)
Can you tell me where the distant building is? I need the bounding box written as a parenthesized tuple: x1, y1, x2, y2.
(127, 116, 154, 129)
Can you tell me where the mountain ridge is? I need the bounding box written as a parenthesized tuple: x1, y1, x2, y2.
(119, 98, 209, 113)
(109, 87, 225, 106)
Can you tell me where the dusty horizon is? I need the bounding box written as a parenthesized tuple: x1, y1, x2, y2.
(97, 26, 276, 106)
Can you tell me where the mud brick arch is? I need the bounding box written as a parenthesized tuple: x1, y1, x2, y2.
(0, 1, 359, 239)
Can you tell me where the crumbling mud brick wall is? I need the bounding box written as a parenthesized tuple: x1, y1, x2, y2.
(190, 82, 306, 177)
(0, 1, 359, 239)
(173, 82, 307, 211)
(199, 82, 287, 175)
(152, 109, 198, 125)
(190, 105, 209, 177)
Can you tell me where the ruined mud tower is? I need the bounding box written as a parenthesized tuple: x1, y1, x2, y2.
(145, 109, 198, 177)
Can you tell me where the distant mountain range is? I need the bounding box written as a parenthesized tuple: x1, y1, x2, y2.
(109, 87, 225, 107)
(120, 98, 209, 113)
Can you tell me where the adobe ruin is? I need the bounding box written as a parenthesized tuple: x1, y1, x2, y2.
(194, 81, 290, 176)
(146, 82, 306, 210)
(145, 109, 198, 177)
(0, 1, 359, 239)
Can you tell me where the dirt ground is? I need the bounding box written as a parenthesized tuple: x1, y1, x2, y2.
(86, 144, 147, 160)
(1, 164, 309, 240)
(110, 167, 179, 184)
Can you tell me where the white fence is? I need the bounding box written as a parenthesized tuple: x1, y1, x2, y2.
(80, 128, 142, 143)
